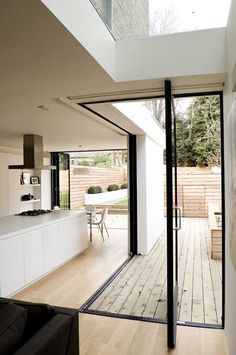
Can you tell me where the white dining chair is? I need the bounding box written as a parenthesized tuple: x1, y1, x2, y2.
(91, 208, 109, 241)
(85, 204, 97, 222)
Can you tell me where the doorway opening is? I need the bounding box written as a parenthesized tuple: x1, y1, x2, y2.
(51, 147, 131, 268)
(79, 91, 224, 334)
(174, 93, 224, 327)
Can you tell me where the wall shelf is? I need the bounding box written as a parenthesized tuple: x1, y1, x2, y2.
(21, 199, 41, 203)
(20, 184, 40, 187)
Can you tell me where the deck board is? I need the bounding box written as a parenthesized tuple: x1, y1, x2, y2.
(89, 218, 222, 325)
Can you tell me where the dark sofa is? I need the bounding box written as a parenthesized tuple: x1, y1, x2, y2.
(0, 297, 79, 355)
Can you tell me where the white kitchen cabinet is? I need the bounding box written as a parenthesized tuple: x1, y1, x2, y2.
(44, 215, 88, 270)
(58, 214, 88, 263)
(24, 229, 44, 284)
(76, 214, 88, 251)
(0, 235, 24, 297)
(0, 211, 87, 296)
(59, 218, 79, 263)
(43, 223, 60, 273)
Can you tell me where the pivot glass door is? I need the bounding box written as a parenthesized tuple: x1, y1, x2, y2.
(165, 80, 181, 348)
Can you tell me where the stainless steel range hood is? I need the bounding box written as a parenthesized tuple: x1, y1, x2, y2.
(9, 135, 56, 170)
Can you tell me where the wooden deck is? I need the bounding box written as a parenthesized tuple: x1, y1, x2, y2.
(89, 218, 222, 325)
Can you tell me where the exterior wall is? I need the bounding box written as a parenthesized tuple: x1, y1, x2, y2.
(137, 135, 165, 255)
(112, 0, 149, 40)
(91, 0, 149, 40)
(224, 1, 236, 353)
(69, 165, 127, 209)
(164, 168, 222, 218)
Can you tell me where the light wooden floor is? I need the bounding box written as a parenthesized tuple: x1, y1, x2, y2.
(13, 221, 227, 354)
(89, 218, 222, 325)
(13, 227, 128, 308)
(79, 314, 227, 355)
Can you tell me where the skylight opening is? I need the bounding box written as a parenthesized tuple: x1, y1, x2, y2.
(89, 0, 231, 40)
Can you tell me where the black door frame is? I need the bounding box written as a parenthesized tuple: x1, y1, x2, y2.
(51, 152, 60, 208)
(51, 152, 71, 209)
(128, 134, 138, 255)
(173, 91, 225, 329)
(65, 91, 224, 333)
(165, 80, 179, 348)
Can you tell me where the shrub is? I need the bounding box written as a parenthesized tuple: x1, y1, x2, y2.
(107, 184, 120, 192)
(120, 183, 128, 189)
(87, 186, 102, 194)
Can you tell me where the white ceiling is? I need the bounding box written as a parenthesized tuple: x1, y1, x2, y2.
(0, 0, 226, 153)
(0, 0, 167, 152)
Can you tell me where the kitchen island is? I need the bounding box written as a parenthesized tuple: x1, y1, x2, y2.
(0, 210, 88, 297)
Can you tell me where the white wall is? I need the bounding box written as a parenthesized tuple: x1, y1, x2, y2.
(137, 135, 165, 255)
(113, 102, 165, 146)
(0, 154, 10, 217)
(116, 28, 226, 82)
(0, 152, 24, 216)
(40, 158, 51, 210)
(224, 1, 236, 354)
(8, 154, 23, 215)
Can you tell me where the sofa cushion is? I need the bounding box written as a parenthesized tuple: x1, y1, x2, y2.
(0, 303, 28, 355)
(20, 303, 55, 341)
(13, 314, 72, 355)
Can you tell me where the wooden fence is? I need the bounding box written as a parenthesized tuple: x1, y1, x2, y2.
(70, 165, 127, 209)
(164, 168, 221, 217)
(68, 165, 221, 218)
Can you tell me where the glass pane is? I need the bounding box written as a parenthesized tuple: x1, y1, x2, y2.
(174, 95, 222, 326)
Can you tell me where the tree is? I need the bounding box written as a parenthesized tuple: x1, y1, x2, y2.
(149, 5, 179, 36)
(176, 96, 221, 167)
(146, 6, 179, 123)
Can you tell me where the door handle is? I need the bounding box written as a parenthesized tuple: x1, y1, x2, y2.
(173, 207, 182, 231)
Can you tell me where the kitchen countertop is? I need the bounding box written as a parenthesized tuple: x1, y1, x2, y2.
(0, 210, 86, 240)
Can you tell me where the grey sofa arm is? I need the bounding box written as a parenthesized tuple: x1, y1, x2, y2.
(51, 305, 79, 355)
(0, 297, 79, 355)
(13, 314, 71, 355)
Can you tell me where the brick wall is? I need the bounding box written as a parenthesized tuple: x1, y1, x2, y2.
(112, 0, 149, 40)
(91, 0, 149, 39)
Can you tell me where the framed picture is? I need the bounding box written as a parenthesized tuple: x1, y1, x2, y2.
(30, 176, 40, 185)
(21, 172, 31, 185)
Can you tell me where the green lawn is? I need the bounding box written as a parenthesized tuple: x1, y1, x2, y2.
(60, 191, 69, 208)
(115, 199, 128, 205)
